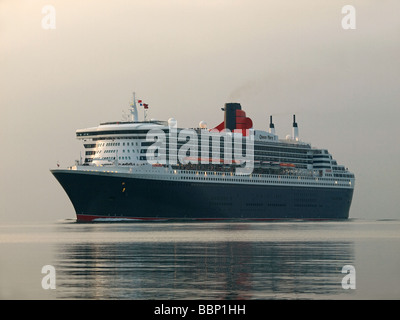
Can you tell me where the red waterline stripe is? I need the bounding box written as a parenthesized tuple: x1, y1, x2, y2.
(76, 215, 337, 222)
(76, 214, 169, 222)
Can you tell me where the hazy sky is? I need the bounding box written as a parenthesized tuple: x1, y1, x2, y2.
(1, 0, 399, 222)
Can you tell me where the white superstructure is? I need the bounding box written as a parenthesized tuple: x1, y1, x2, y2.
(73, 97, 354, 190)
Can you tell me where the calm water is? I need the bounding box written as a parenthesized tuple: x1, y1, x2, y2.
(0, 219, 399, 300)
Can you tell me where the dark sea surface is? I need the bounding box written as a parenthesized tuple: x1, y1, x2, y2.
(0, 219, 399, 300)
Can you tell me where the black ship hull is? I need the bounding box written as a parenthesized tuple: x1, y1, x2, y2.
(51, 170, 354, 222)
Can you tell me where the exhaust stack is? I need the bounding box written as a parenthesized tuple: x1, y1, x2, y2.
(224, 103, 242, 131)
(212, 103, 253, 135)
(269, 115, 275, 135)
(292, 115, 299, 141)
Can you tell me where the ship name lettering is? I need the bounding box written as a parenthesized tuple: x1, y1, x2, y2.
(259, 134, 272, 140)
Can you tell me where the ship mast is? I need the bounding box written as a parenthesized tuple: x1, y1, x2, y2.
(130, 92, 139, 122)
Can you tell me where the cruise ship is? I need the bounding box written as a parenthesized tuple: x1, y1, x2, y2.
(51, 94, 355, 222)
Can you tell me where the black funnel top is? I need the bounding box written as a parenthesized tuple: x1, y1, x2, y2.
(224, 103, 241, 131)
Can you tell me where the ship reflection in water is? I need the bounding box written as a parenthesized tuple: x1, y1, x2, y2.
(53, 222, 355, 299)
